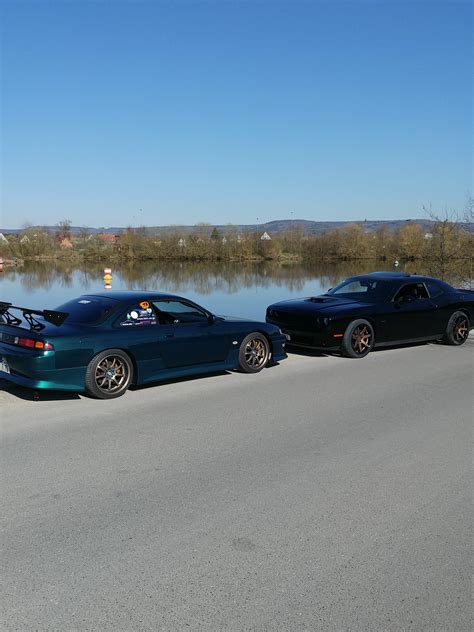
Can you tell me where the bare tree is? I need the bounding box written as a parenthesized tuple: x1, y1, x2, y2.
(422, 205, 471, 285)
(56, 219, 72, 241)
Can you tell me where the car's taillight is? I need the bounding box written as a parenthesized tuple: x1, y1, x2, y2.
(18, 337, 35, 348)
(16, 337, 54, 350)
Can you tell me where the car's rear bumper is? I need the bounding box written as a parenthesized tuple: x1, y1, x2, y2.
(0, 344, 86, 392)
(0, 367, 86, 392)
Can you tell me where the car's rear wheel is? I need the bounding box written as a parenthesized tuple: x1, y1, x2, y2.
(341, 319, 375, 358)
(443, 311, 470, 346)
(85, 349, 133, 399)
(238, 333, 270, 373)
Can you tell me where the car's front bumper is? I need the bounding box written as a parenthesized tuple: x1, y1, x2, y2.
(266, 319, 340, 351)
(270, 332, 288, 362)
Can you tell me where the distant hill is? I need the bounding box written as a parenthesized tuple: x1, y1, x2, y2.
(2, 218, 473, 236)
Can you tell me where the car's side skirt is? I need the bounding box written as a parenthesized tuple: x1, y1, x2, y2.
(287, 334, 440, 352)
(139, 359, 237, 385)
(374, 335, 440, 348)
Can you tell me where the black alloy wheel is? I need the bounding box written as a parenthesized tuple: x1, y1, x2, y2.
(238, 333, 270, 373)
(444, 311, 470, 346)
(341, 319, 375, 358)
(85, 349, 133, 399)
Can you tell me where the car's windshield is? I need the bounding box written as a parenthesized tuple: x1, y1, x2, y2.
(327, 278, 392, 300)
(53, 296, 121, 324)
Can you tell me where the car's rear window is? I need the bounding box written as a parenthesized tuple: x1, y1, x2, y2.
(54, 296, 120, 324)
(425, 280, 447, 298)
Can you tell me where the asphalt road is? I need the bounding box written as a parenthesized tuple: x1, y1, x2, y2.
(1, 339, 473, 631)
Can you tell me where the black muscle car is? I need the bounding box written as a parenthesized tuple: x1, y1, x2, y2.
(266, 272, 473, 358)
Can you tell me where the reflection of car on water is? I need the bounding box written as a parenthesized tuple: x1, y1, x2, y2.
(0, 291, 287, 399)
(266, 272, 473, 358)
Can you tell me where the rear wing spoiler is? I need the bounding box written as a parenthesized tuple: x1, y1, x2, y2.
(0, 302, 69, 331)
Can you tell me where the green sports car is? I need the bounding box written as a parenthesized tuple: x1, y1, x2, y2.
(0, 291, 288, 399)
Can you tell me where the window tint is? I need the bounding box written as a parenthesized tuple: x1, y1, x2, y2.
(54, 296, 120, 324)
(425, 280, 445, 298)
(119, 300, 157, 326)
(152, 300, 208, 324)
(393, 283, 429, 301)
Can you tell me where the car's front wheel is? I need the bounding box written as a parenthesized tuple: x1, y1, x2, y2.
(341, 319, 375, 358)
(85, 349, 134, 399)
(238, 333, 270, 373)
(443, 311, 470, 346)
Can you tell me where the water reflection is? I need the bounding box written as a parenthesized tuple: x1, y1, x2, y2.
(0, 259, 436, 320)
(3, 259, 403, 292)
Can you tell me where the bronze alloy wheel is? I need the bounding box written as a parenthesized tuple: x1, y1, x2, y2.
(94, 355, 130, 395)
(244, 337, 268, 370)
(452, 314, 469, 343)
(351, 324, 372, 355)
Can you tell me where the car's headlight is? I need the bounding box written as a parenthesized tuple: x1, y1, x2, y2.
(317, 317, 331, 327)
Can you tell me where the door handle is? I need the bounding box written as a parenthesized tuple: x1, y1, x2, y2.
(159, 333, 174, 339)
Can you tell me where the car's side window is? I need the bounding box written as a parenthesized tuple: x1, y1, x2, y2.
(119, 301, 157, 326)
(152, 300, 208, 324)
(393, 283, 429, 302)
(425, 281, 445, 298)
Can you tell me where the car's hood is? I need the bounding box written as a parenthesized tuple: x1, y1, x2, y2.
(268, 295, 373, 315)
(216, 314, 248, 322)
(216, 316, 282, 335)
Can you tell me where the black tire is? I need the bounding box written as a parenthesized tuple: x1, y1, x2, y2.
(341, 319, 375, 358)
(443, 311, 470, 346)
(238, 333, 270, 373)
(85, 349, 133, 399)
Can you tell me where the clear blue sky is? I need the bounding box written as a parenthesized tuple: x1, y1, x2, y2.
(1, 0, 472, 228)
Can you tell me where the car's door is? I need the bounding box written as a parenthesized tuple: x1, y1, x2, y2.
(380, 282, 439, 342)
(114, 299, 165, 381)
(152, 299, 230, 368)
(424, 279, 451, 335)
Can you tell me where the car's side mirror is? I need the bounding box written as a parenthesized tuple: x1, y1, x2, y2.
(207, 313, 215, 324)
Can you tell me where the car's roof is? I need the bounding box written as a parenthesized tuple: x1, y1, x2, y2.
(365, 271, 411, 278)
(81, 290, 182, 301)
(353, 272, 443, 282)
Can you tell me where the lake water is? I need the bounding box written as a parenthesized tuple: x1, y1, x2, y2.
(1, 259, 421, 321)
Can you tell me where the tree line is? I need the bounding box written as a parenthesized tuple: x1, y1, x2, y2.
(1, 216, 472, 282)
